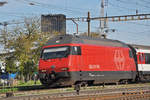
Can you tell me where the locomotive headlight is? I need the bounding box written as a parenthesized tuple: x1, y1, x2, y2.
(61, 67, 69, 71)
(41, 70, 46, 72)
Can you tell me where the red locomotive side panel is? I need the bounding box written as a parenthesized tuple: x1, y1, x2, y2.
(39, 43, 136, 73)
(68, 44, 136, 72)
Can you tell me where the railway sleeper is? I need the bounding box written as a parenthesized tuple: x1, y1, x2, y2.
(6, 92, 14, 98)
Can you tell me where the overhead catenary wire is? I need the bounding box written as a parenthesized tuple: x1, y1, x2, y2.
(142, 0, 150, 4)
(0, 0, 88, 19)
(19, 0, 92, 15)
(126, 21, 150, 27)
(108, 1, 136, 12)
(108, 26, 150, 45)
(116, 0, 150, 10)
(109, 0, 149, 15)
(23, 0, 98, 12)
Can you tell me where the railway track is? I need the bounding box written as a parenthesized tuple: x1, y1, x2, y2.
(0, 82, 149, 91)
(1, 84, 150, 100)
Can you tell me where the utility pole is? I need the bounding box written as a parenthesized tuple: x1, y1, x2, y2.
(71, 19, 78, 34)
(99, 0, 109, 37)
(87, 12, 90, 37)
(3, 22, 8, 51)
(100, 0, 105, 34)
(3, 22, 8, 33)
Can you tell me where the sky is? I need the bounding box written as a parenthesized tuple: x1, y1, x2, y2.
(0, 0, 150, 50)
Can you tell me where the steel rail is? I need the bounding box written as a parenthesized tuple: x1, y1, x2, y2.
(1, 86, 150, 100)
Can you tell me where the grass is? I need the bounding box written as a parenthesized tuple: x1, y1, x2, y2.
(0, 80, 41, 94)
(17, 80, 41, 86)
(0, 88, 18, 93)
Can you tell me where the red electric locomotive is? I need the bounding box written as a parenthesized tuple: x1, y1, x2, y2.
(39, 34, 137, 86)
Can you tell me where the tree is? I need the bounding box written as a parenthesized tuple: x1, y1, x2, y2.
(2, 17, 56, 82)
(5, 56, 17, 73)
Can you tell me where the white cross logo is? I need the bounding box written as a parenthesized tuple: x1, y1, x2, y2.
(114, 50, 125, 70)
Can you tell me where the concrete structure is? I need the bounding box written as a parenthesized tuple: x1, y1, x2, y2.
(41, 14, 66, 34)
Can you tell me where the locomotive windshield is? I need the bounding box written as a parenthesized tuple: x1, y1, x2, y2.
(41, 46, 70, 60)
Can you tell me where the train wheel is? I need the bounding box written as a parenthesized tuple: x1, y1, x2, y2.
(40, 79, 48, 85)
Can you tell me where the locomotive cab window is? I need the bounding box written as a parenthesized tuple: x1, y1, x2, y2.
(70, 46, 81, 55)
(41, 46, 70, 60)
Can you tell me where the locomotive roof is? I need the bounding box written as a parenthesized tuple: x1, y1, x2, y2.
(44, 34, 128, 47)
(130, 44, 150, 50)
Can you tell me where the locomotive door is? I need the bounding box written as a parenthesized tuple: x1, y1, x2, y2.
(71, 46, 83, 81)
(77, 53, 83, 81)
(77, 46, 83, 81)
